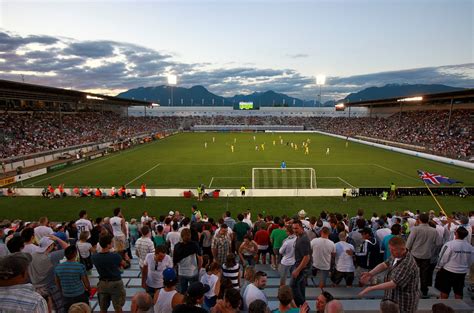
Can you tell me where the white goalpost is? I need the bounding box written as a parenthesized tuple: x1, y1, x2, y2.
(252, 168, 317, 189)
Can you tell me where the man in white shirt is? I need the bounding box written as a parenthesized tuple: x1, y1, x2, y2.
(375, 220, 391, 244)
(166, 223, 181, 256)
(135, 225, 155, 269)
(141, 246, 173, 296)
(76, 210, 93, 239)
(243, 271, 268, 311)
(34, 216, 53, 242)
(141, 211, 151, 224)
(435, 227, 474, 299)
(110, 208, 126, 252)
(310, 227, 336, 288)
(333, 231, 355, 287)
(279, 227, 296, 286)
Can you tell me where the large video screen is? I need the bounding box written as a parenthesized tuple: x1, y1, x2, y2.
(239, 102, 254, 110)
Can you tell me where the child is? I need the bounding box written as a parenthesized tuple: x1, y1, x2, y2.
(200, 262, 221, 310)
(77, 231, 95, 271)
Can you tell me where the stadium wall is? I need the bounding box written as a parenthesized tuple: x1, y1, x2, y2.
(128, 106, 369, 117)
(369, 103, 473, 117)
(315, 131, 474, 170)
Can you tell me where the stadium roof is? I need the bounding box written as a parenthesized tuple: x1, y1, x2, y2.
(0, 79, 152, 106)
(344, 89, 474, 107)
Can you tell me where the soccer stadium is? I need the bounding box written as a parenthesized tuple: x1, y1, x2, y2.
(0, 1, 473, 313)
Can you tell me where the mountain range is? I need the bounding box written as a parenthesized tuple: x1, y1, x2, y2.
(117, 83, 465, 107)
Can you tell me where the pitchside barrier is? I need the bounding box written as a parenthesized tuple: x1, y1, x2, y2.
(2, 187, 346, 197)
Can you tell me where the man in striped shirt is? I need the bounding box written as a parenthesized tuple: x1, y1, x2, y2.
(55, 245, 91, 311)
(0, 252, 48, 313)
(135, 225, 155, 270)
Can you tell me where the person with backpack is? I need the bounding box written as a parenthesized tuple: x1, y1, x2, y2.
(76, 231, 95, 272)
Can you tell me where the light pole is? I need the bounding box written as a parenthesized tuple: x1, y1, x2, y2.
(168, 74, 177, 106)
(316, 74, 326, 107)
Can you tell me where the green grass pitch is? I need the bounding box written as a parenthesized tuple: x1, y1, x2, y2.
(21, 132, 474, 189)
(1, 132, 472, 221)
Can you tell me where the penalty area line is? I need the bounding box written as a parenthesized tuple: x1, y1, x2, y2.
(125, 163, 161, 187)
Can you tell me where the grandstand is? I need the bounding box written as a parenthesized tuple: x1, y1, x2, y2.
(1, 80, 473, 313)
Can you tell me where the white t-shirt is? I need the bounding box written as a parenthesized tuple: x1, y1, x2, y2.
(144, 253, 173, 289)
(279, 235, 296, 266)
(22, 243, 42, 254)
(34, 226, 53, 242)
(200, 273, 218, 298)
(438, 239, 474, 274)
(166, 232, 181, 253)
(335, 241, 355, 272)
(110, 216, 124, 237)
(76, 218, 93, 238)
(243, 283, 267, 311)
(77, 241, 92, 258)
(310, 237, 335, 270)
(375, 228, 391, 244)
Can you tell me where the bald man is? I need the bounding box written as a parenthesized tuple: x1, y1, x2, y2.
(131, 292, 152, 313)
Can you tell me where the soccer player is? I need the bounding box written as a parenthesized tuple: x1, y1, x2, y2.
(141, 183, 146, 198)
(305, 146, 309, 155)
(326, 147, 330, 155)
(273, 140, 276, 146)
(281, 161, 286, 169)
(231, 145, 234, 153)
(294, 144, 298, 151)
(255, 145, 259, 151)
(261, 143, 265, 151)
(290, 142, 294, 148)
(234, 138, 237, 143)
(240, 185, 246, 197)
(212, 137, 215, 143)
(280, 138, 283, 145)
(204, 142, 207, 149)
(253, 135, 256, 141)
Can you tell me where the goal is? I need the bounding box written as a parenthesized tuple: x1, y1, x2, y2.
(252, 168, 317, 189)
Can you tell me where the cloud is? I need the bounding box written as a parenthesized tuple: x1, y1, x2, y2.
(0, 29, 472, 100)
(286, 53, 309, 59)
(64, 41, 115, 58)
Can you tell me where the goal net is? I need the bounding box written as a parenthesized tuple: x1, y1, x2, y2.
(252, 168, 317, 189)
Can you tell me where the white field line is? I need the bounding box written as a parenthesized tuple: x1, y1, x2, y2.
(25, 140, 157, 187)
(337, 177, 356, 188)
(372, 163, 420, 182)
(125, 163, 161, 187)
(208, 177, 214, 188)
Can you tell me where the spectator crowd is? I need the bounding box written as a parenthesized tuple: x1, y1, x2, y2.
(0, 109, 471, 160)
(0, 206, 473, 313)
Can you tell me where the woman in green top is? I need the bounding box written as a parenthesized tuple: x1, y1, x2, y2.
(153, 225, 167, 248)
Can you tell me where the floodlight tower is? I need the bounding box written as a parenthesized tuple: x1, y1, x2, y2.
(168, 74, 177, 106)
(316, 74, 326, 107)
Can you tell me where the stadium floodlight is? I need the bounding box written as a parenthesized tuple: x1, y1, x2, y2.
(316, 74, 326, 107)
(167, 74, 177, 85)
(316, 74, 326, 85)
(86, 95, 104, 100)
(397, 96, 423, 102)
(167, 74, 177, 106)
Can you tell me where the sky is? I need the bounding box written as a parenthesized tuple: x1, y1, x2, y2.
(0, 0, 472, 100)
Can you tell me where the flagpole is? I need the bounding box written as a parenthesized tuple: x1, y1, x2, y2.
(424, 182, 447, 217)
